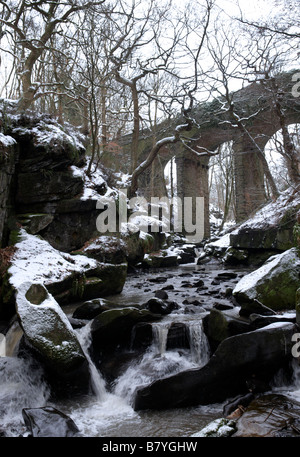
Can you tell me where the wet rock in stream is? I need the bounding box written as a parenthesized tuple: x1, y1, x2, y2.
(134, 322, 295, 410)
(233, 394, 300, 437)
(22, 406, 80, 437)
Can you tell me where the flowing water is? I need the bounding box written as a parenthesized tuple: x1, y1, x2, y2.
(1, 260, 299, 437)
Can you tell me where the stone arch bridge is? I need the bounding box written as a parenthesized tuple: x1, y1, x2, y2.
(107, 70, 300, 238)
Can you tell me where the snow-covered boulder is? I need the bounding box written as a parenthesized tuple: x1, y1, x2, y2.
(230, 187, 300, 251)
(1, 230, 127, 319)
(16, 282, 91, 397)
(233, 248, 300, 312)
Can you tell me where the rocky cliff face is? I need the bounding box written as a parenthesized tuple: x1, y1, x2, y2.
(0, 133, 18, 248)
(0, 105, 103, 252)
(0, 103, 130, 321)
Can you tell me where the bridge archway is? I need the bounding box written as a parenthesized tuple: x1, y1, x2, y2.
(112, 71, 300, 239)
(264, 123, 300, 192)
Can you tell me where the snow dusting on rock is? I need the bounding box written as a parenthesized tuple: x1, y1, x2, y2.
(233, 248, 300, 299)
(9, 229, 97, 289)
(0, 133, 17, 147)
(231, 186, 300, 232)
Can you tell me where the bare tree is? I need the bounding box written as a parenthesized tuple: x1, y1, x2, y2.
(103, 0, 215, 196)
(0, 0, 106, 111)
(236, 0, 300, 40)
(205, 20, 280, 200)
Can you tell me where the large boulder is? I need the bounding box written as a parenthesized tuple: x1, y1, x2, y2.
(30, 197, 101, 252)
(80, 235, 127, 264)
(229, 188, 300, 252)
(5, 230, 127, 315)
(142, 252, 178, 269)
(133, 322, 295, 410)
(0, 108, 114, 253)
(17, 170, 84, 205)
(72, 298, 122, 320)
(15, 282, 91, 397)
(233, 248, 300, 312)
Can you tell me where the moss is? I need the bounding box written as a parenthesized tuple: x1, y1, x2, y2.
(25, 283, 48, 305)
(280, 206, 300, 228)
(206, 309, 230, 344)
(293, 222, 300, 255)
(71, 273, 87, 299)
(8, 229, 22, 246)
(254, 253, 300, 310)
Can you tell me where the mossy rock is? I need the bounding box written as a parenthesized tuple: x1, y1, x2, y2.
(16, 283, 86, 371)
(15, 282, 91, 396)
(233, 248, 300, 311)
(47, 263, 127, 305)
(73, 298, 122, 320)
(203, 308, 251, 351)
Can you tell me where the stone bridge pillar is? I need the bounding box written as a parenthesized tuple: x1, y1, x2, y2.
(233, 134, 269, 223)
(176, 151, 210, 241)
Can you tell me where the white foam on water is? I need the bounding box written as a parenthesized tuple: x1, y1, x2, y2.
(0, 357, 50, 436)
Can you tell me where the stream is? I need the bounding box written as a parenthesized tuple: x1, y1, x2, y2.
(1, 258, 300, 437)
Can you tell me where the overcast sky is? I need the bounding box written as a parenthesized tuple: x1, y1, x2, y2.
(216, 0, 278, 20)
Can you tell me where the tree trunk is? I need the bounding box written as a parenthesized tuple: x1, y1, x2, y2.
(131, 83, 139, 174)
(18, 66, 36, 111)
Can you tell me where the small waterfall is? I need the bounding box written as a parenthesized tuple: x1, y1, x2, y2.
(187, 320, 210, 367)
(0, 333, 5, 357)
(152, 319, 210, 367)
(152, 322, 170, 356)
(291, 359, 300, 389)
(0, 357, 50, 436)
(75, 322, 107, 401)
(5, 320, 23, 357)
